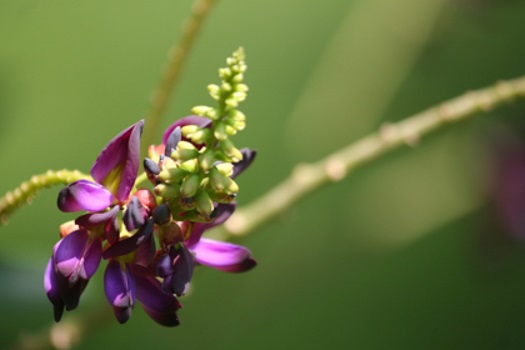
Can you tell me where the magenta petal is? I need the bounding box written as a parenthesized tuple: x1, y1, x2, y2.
(54, 230, 102, 282)
(186, 203, 236, 246)
(189, 238, 256, 273)
(162, 116, 212, 145)
(57, 180, 114, 213)
(104, 260, 135, 324)
(91, 120, 143, 202)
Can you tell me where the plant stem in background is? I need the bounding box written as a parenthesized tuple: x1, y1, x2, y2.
(0, 170, 90, 225)
(214, 76, 525, 240)
(141, 0, 217, 156)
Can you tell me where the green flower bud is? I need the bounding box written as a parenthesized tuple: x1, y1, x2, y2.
(221, 82, 232, 92)
(154, 183, 180, 199)
(191, 105, 213, 116)
(224, 178, 239, 194)
(207, 84, 221, 100)
(180, 159, 198, 173)
(225, 98, 239, 109)
(180, 174, 201, 198)
(225, 125, 237, 136)
(158, 167, 188, 183)
(181, 125, 200, 136)
(199, 150, 216, 172)
(171, 148, 199, 162)
(218, 67, 231, 79)
(232, 91, 247, 102)
(195, 190, 214, 217)
(190, 128, 211, 145)
(213, 122, 228, 141)
(215, 162, 233, 177)
(232, 74, 244, 83)
(220, 139, 243, 162)
(235, 83, 248, 92)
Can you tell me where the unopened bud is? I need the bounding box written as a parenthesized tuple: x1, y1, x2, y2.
(195, 190, 214, 217)
(180, 174, 200, 198)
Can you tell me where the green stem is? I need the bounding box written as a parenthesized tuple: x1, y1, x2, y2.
(0, 169, 91, 225)
(214, 75, 525, 240)
(141, 0, 217, 156)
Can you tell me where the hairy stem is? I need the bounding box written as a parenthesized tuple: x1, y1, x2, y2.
(217, 75, 525, 239)
(141, 0, 217, 156)
(0, 170, 90, 225)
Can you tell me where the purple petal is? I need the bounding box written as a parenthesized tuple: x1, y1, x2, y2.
(57, 180, 114, 213)
(133, 232, 156, 267)
(162, 116, 212, 145)
(232, 148, 257, 178)
(54, 230, 102, 282)
(75, 205, 120, 228)
(104, 260, 135, 324)
(102, 219, 154, 259)
(131, 266, 181, 327)
(91, 120, 143, 202)
(44, 257, 65, 322)
(189, 238, 256, 273)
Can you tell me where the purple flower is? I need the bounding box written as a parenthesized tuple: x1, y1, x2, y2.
(45, 229, 102, 321)
(104, 260, 136, 324)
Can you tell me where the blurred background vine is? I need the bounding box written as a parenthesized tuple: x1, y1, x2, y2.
(2, 0, 525, 349)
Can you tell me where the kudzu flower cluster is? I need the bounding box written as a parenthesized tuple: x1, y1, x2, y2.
(45, 48, 256, 326)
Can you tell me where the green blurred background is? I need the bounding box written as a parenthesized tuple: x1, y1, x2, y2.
(2, 0, 525, 349)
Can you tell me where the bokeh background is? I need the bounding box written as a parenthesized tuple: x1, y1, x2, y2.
(2, 0, 525, 349)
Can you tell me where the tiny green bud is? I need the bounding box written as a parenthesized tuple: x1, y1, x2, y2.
(171, 148, 199, 162)
(195, 190, 214, 217)
(181, 125, 199, 137)
(224, 178, 239, 195)
(154, 184, 180, 199)
(205, 108, 218, 120)
(209, 167, 227, 192)
(180, 174, 201, 198)
(225, 98, 239, 109)
(232, 91, 247, 102)
(215, 162, 234, 177)
(232, 74, 244, 83)
(191, 105, 212, 116)
(190, 128, 211, 145)
(199, 150, 216, 172)
(225, 125, 237, 136)
(180, 159, 198, 173)
(221, 82, 232, 92)
(235, 83, 248, 92)
(207, 84, 221, 100)
(218, 67, 231, 79)
(214, 122, 228, 141)
(158, 167, 188, 183)
(220, 139, 243, 162)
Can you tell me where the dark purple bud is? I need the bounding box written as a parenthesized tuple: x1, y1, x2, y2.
(54, 230, 102, 283)
(103, 219, 154, 259)
(232, 148, 257, 178)
(104, 260, 136, 324)
(57, 180, 114, 213)
(134, 232, 156, 267)
(144, 157, 161, 175)
(168, 244, 195, 296)
(152, 203, 171, 225)
(123, 197, 149, 231)
(91, 120, 143, 202)
(164, 126, 182, 156)
(131, 265, 181, 327)
(44, 257, 65, 322)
